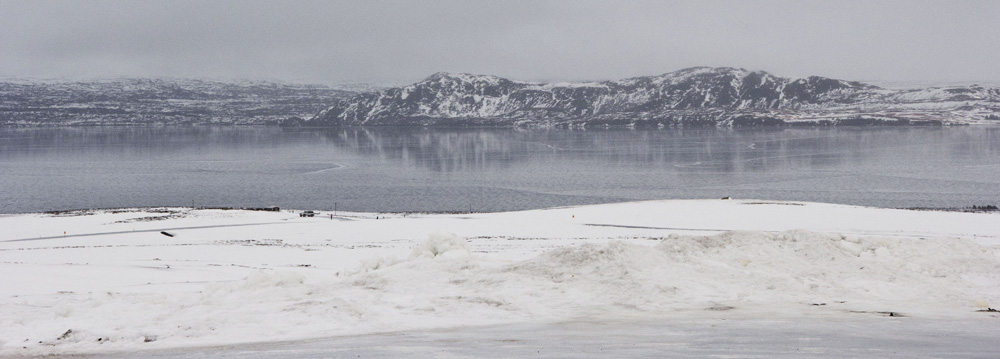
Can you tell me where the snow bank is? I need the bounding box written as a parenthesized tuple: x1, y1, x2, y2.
(3, 230, 997, 356)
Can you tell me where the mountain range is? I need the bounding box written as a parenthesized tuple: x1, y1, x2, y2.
(293, 67, 1000, 127)
(0, 78, 352, 126)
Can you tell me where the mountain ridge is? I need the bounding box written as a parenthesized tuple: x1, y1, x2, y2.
(296, 67, 999, 127)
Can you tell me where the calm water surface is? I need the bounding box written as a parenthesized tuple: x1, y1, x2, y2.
(1, 126, 998, 213)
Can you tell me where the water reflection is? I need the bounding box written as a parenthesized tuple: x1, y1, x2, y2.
(319, 126, 1000, 179)
(315, 128, 522, 172)
(4, 126, 970, 177)
(305, 127, 864, 174)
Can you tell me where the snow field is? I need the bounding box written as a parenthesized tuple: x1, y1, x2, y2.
(1, 200, 998, 356)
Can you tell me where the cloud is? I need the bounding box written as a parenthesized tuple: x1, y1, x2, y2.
(1, 0, 998, 84)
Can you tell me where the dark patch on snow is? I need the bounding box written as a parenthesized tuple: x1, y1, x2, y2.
(57, 329, 72, 340)
(705, 305, 735, 311)
(850, 310, 906, 317)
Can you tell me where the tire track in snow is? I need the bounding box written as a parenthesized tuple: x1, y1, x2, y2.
(1, 222, 295, 243)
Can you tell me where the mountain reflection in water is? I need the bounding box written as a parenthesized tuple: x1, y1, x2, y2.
(314, 127, 857, 174)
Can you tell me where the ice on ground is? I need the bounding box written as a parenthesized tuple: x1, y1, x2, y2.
(1, 200, 998, 356)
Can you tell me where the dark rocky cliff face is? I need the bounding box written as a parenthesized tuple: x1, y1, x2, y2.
(298, 67, 999, 127)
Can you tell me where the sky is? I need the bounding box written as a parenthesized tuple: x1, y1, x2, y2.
(2, 0, 999, 85)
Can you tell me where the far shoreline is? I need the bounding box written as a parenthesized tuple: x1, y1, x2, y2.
(8, 199, 1000, 217)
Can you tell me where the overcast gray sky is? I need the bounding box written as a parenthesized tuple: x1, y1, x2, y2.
(2, 0, 998, 85)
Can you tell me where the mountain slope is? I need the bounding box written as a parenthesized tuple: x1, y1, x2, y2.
(299, 67, 1000, 127)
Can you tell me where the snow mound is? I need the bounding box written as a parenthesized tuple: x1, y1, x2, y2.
(410, 231, 470, 259)
(3, 230, 998, 356)
(239, 270, 304, 288)
(353, 232, 470, 273)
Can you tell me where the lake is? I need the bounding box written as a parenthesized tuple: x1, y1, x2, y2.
(1, 126, 998, 214)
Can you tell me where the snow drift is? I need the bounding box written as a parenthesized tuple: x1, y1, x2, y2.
(3, 230, 997, 355)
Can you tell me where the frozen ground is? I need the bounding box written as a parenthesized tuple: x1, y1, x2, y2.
(1, 199, 998, 357)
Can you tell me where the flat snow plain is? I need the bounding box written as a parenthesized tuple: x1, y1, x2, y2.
(1, 199, 998, 357)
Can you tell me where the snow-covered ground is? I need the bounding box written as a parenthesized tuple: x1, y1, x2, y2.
(1, 199, 998, 356)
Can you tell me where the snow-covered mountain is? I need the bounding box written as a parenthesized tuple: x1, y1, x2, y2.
(0, 78, 354, 126)
(298, 67, 1000, 127)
